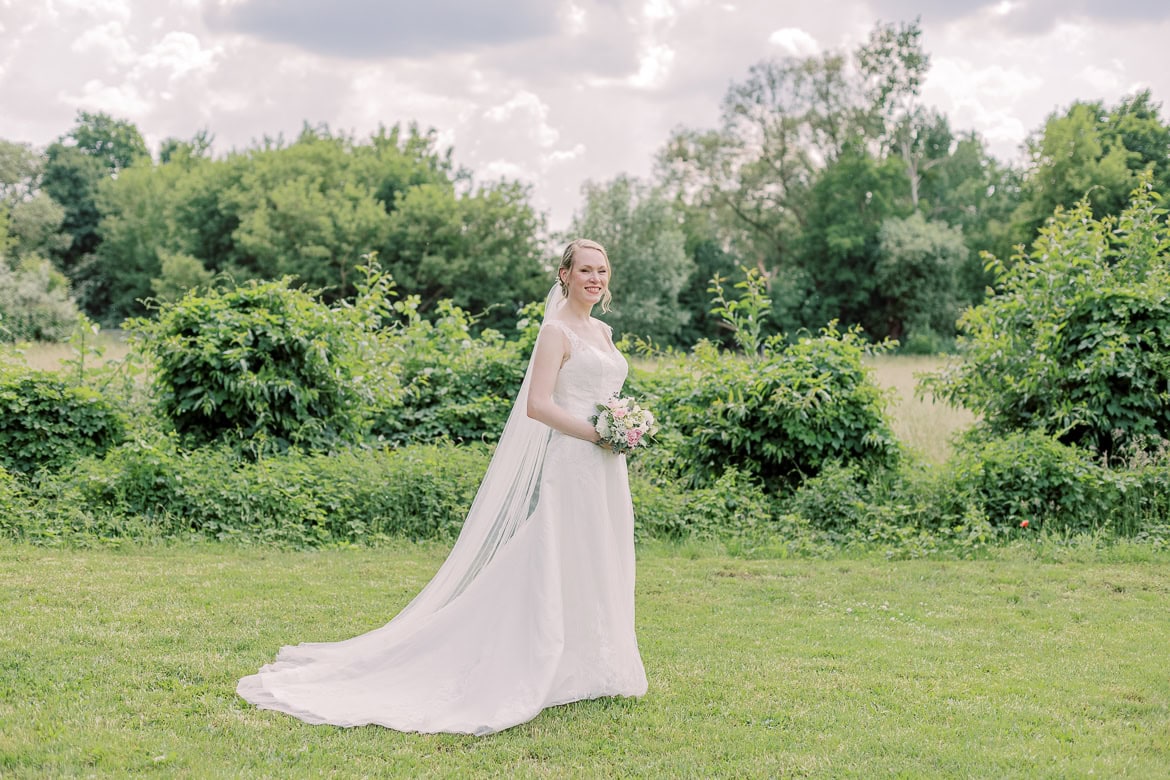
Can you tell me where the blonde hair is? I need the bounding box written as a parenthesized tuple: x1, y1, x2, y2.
(558, 238, 612, 313)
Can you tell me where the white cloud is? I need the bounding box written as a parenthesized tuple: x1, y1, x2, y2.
(60, 79, 151, 116)
(1079, 64, 1124, 93)
(563, 2, 587, 35)
(480, 158, 531, 181)
(56, 0, 132, 22)
(923, 58, 1045, 156)
(72, 21, 136, 64)
(137, 31, 218, 80)
(544, 143, 586, 166)
(627, 43, 675, 89)
(768, 27, 819, 57)
(643, 0, 676, 21)
(484, 91, 559, 148)
(928, 57, 1043, 102)
(205, 88, 252, 113)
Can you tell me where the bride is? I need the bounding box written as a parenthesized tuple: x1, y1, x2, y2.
(237, 238, 648, 735)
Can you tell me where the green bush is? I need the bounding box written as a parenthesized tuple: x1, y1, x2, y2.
(28, 439, 489, 546)
(778, 458, 1000, 558)
(1093, 438, 1170, 536)
(19, 439, 794, 548)
(629, 466, 779, 540)
(371, 298, 528, 444)
(0, 466, 30, 536)
(633, 271, 899, 493)
(650, 325, 899, 492)
(0, 369, 125, 475)
(129, 276, 387, 452)
(928, 179, 1170, 455)
(947, 431, 1120, 533)
(784, 461, 872, 537)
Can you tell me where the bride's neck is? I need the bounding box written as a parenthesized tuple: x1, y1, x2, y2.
(561, 299, 594, 323)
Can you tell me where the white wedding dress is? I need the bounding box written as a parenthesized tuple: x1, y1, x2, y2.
(237, 316, 648, 735)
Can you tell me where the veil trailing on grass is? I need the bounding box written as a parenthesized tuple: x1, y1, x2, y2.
(387, 282, 564, 625)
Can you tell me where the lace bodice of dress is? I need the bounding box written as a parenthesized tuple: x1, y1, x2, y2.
(543, 319, 628, 418)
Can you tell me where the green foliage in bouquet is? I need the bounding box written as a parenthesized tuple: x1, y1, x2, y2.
(926, 177, 1170, 455)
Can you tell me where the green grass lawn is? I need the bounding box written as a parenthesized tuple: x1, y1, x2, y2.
(2, 542, 1168, 778)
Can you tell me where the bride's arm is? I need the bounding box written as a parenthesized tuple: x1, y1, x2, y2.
(526, 326, 601, 443)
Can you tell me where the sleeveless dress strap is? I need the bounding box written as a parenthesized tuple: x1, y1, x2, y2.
(544, 319, 583, 354)
(598, 321, 614, 346)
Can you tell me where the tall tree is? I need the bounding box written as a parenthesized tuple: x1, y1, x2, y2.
(89, 161, 188, 322)
(657, 52, 854, 273)
(875, 212, 968, 344)
(384, 179, 546, 329)
(0, 140, 69, 265)
(1106, 91, 1170, 193)
(1012, 93, 1170, 246)
(67, 111, 149, 173)
(41, 112, 149, 296)
(0, 140, 42, 203)
(792, 144, 908, 337)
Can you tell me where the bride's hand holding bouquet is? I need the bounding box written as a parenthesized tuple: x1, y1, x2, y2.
(590, 395, 659, 454)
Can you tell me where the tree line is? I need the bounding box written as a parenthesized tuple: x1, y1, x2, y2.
(2, 20, 1168, 347)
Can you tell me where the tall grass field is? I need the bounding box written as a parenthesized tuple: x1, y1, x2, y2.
(7, 333, 131, 373)
(866, 354, 975, 463)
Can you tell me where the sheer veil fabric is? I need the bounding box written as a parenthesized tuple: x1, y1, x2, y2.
(236, 284, 648, 735)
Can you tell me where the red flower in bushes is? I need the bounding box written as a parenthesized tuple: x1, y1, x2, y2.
(1020, 520, 1029, 528)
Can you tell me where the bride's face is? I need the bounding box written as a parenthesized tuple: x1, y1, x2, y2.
(561, 248, 609, 306)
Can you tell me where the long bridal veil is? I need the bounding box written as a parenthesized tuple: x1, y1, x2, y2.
(387, 282, 565, 624)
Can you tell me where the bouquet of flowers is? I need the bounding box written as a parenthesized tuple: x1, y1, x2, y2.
(590, 395, 659, 454)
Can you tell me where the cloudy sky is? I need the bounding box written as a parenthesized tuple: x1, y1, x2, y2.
(2, 0, 1168, 229)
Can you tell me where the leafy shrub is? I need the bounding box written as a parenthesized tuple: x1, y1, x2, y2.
(629, 466, 778, 540)
(48, 315, 153, 428)
(779, 458, 1000, 558)
(28, 439, 489, 546)
(20, 441, 789, 548)
(0, 369, 125, 475)
(0, 466, 30, 536)
(129, 276, 389, 452)
(1094, 437, 1170, 536)
(370, 298, 527, 444)
(0, 256, 81, 342)
(898, 326, 953, 356)
(635, 270, 900, 493)
(784, 461, 872, 537)
(946, 431, 1119, 533)
(927, 179, 1170, 455)
(651, 326, 899, 492)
